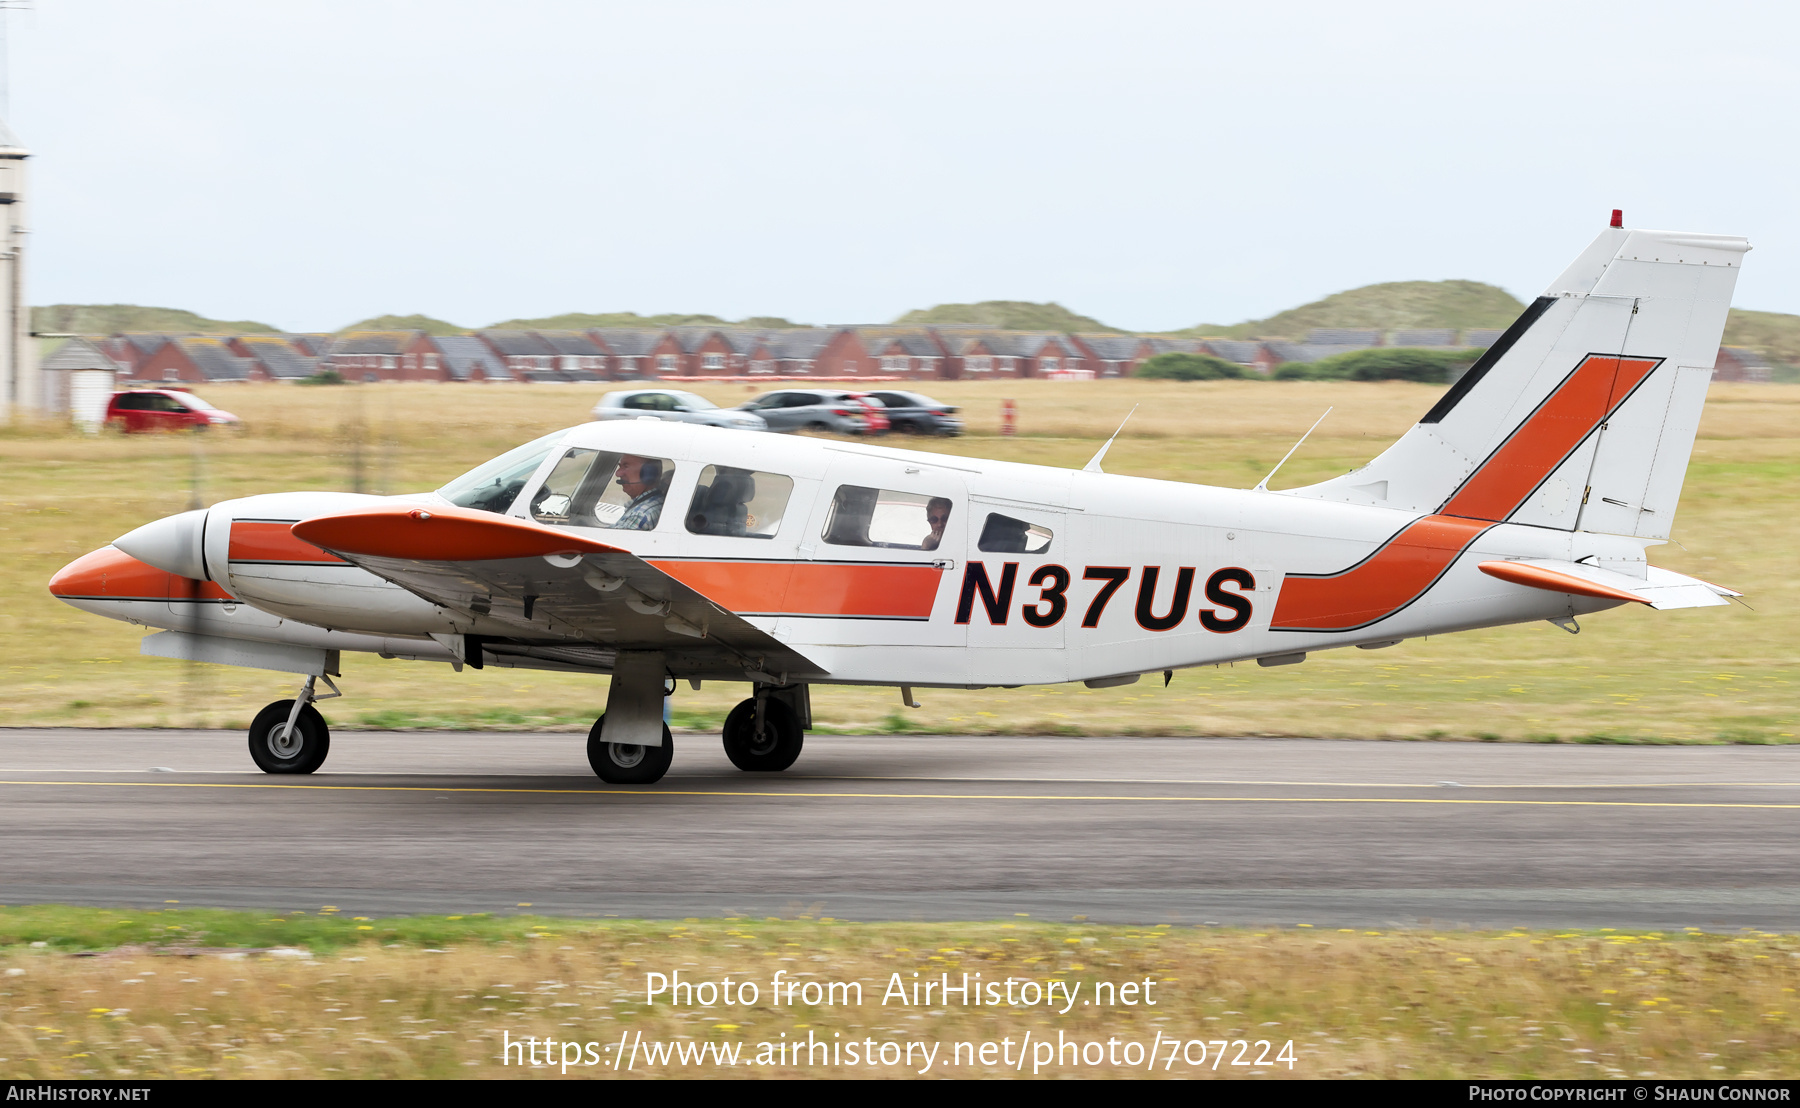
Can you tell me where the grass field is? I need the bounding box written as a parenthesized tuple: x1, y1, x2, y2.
(0, 907, 1794, 1080)
(4, 378, 1797, 742)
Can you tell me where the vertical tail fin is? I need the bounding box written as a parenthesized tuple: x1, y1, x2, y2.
(1290, 221, 1749, 540)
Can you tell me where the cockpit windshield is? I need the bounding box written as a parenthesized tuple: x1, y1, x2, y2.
(436, 429, 568, 514)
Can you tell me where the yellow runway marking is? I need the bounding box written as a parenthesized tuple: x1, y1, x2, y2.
(0, 779, 1794, 810)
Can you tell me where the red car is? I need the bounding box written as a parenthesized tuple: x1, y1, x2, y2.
(105, 389, 241, 433)
(844, 392, 890, 434)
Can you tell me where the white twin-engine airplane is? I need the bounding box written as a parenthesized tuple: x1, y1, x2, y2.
(50, 219, 1747, 783)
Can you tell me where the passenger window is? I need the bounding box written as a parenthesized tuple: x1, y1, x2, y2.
(786, 393, 820, 408)
(530, 448, 675, 530)
(620, 395, 651, 410)
(686, 465, 794, 538)
(823, 486, 953, 550)
(977, 512, 1053, 554)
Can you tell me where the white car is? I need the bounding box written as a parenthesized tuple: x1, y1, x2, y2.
(591, 389, 768, 431)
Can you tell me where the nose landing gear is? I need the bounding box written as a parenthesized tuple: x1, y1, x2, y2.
(247, 674, 340, 774)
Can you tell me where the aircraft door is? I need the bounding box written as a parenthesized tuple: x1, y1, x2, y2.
(783, 455, 967, 651)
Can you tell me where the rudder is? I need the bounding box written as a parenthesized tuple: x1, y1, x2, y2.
(1288, 220, 1749, 541)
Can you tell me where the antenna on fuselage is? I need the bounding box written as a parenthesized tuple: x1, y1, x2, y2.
(1082, 405, 1138, 474)
(1253, 406, 1332, 492)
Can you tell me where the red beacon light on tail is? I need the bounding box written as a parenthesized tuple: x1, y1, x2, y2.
(1611, 209, 1624, 228)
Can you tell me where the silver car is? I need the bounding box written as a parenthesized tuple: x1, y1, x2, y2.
(591, 389, 768, 431)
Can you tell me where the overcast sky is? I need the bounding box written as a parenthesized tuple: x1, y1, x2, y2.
(11, 1, 1798, 332)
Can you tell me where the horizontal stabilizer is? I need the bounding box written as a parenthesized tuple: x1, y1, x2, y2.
(1478, 559, 1730, 611)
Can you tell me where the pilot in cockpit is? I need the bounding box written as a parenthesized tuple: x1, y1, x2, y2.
(611, 455, 667, 530)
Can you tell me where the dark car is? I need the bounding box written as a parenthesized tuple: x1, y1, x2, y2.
(862, 390, 962, 436)
(736, 389, 882, 435)
(105, 389, 241, 433)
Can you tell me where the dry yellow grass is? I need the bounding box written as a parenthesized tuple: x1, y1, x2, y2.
(3, 915, 1795, 1080)
(3, 380, 1795, 741)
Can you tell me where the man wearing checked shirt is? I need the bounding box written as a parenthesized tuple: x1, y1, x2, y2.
(611, 454, 668, 530)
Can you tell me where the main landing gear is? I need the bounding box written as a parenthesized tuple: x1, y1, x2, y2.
(721, 693, 803, 772)
(582, 656, 812, 784)
(248, 674, 340, 774)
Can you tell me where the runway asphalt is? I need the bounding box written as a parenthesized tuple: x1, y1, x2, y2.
(1, 727, 1796, 930)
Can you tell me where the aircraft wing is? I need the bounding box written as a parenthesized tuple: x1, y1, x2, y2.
(291, 504, 827, 681)
(1478, 559, 1735, 611)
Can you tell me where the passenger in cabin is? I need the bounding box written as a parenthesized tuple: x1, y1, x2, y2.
(611, 455, 667, 530)
(921, 497, 953, 551)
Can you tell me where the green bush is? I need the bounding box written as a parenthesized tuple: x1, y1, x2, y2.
(296, 369, 347, 386)
(1296, 347, 1480, 383)
(1135, 352, 1245, 380)
(1272, 362, 1315, 380)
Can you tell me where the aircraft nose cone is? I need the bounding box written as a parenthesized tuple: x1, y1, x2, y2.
(113, 508, 210, 581)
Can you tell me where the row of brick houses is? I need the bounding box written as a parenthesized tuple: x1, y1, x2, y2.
(79, 323, 1774, 385)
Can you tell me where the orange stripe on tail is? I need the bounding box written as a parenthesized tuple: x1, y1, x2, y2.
(1440, 354, 1660, 522)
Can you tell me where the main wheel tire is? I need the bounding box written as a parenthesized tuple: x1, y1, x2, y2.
(586, 714, 674, 784)
(722, 697, 803, 772)
(247, 700, 331, 774)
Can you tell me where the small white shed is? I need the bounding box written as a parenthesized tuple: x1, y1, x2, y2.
(40, 337, 122, 430)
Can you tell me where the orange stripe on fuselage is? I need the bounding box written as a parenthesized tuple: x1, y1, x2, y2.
(1271, 515, 1490, 632)
(1440, 354, 1660, 522)
(229, 520, 346, 564)
(650, 560, 943, 619)
(48, 545, 233, 601)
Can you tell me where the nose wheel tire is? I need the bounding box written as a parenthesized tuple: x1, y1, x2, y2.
(586, 714, 674, 784)
(722, 697, 803, 772)
(248, 700, 331, 774)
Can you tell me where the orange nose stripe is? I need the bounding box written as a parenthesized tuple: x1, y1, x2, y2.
(48, 546, 231, 601)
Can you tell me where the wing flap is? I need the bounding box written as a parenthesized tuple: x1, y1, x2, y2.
(292, 505, 827, 680)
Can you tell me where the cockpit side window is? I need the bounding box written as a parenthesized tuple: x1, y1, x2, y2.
(823, 486, 953, 550)
(437, 430, 565, 515)
(977, 512, 1053, 554)
(530, 448, 676, 531)
(686, 465, 793, 538)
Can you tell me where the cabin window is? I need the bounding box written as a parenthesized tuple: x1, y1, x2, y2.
(530, 448, 675, 531)
(686, 465, 793, 538)
(976, 512, 1053, 554)
(437, 431, 565, 514)
(822, 485, 952, 551)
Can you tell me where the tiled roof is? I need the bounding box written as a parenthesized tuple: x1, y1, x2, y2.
(536, 330, 605, 356)
(669, 326, 723, 353)
(1075, 335, 1146, 360)
(236, 335, 318, 379)
(41, 337, 123, 372)
(770, 329, 837, 359)
(478, 330, 557, 356)
(431, 335, 506, 381)
(118, 333, 176, 357)
(1267, 341, 1371, 364)
(590, 329, 663, 357)
(177, 338, 255, 381)
(1199, 340, 1268, 364)
(332, 330, 423, 355)
(1306, 328, 1380, 346)
(1145, 338, 1202, 355)
(1390, 329, 1457, 347)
